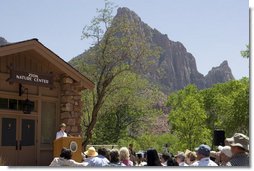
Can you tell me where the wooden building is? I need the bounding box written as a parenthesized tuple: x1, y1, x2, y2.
(0, 39, 94, 166)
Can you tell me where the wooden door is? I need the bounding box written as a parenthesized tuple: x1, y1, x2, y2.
(0, 115, 37, 166)
(0, 116, 18, 165)
(18, 116, 37, 165)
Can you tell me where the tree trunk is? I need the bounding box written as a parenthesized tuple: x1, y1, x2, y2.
(82, 95, 104, 150)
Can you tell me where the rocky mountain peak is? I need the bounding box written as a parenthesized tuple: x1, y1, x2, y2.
(114, 7, 234, 93)
(0, 37, 8, 46)
(205, 60, 235, 88)
(219, 60, 229, 67)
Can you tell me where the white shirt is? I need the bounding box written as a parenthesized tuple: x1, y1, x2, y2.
(161, 161, 167, 166)
(56, 130, 67, 139)
(179, 162, 189, 166)
(139, 161, 147, 166)
(191, 157, 218, 166)
(49, 157, 86, 166)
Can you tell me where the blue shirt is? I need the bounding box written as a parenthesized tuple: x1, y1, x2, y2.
(87, 155, 109, 167)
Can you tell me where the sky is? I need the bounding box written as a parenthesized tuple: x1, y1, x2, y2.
(0, 0, 250, 79)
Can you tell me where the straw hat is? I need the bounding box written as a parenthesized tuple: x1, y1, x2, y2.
(84, 147, 98, 157)
(59, 123, 66, 128)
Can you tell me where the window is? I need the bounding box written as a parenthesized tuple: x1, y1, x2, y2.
(0, 98, 35, 112)
(41, 101, 56, 145)
(0, 98, 8, 109)
(9, 99, 17, 110)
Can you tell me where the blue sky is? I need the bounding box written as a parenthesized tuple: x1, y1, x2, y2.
(0, 0, 249, 79)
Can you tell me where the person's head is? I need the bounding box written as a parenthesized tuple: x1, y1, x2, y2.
(137, 153, 142, 160)
(226, 133, 249, 155)
(99, 148, 110, 161)
(60, 148, 72, 160)
(119, 147, 130, 161)
(195, 144, 211, 160)
(84, 146, 98, 158)
(136, 152, 143, 164)
(231, 146, 246, 155)
(98, 148, 108, 157)
(166, 153, 179, 166)
(175, 152, 185, 164)
(161, 153, 170, 163)
(146, 148, 162, 166)
(210, 151, 221, 164)
(110, 149, 120, 163)
(129, 144, 133, 149)
(218, 145, 232, 162)
(59, 123, 66, 131)
(185, 151, 197, 164)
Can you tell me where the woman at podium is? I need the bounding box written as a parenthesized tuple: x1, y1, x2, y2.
(56, 123, 68, 139)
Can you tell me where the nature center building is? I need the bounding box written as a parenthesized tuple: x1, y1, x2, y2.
(0, 39, 94, 165)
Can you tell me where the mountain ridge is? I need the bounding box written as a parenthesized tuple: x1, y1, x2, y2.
(104, 7, 234, 93)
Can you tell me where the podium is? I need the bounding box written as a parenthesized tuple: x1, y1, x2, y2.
(53, 137, 83, 162)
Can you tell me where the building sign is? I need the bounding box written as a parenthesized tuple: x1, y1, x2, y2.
(8, 70, 53, 88)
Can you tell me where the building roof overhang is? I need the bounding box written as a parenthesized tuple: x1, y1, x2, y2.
(0, 38, 95, 90)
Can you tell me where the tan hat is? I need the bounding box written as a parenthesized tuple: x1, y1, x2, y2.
(60, 123, 66, 128)
(227, 133, 249, 151)
(84, 146, 98, 157)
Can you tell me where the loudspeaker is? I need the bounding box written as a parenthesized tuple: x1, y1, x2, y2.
(213, 130, 225, 146)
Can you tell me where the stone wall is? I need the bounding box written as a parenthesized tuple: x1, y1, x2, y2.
(60, 75, 83, 136)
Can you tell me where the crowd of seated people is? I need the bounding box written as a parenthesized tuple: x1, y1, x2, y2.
(50, 132, 249, 167)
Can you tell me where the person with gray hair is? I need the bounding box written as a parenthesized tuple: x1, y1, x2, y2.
(191, 144, 218, 166)
(119, 147, 133, 166)
(175, 152, 188, 166)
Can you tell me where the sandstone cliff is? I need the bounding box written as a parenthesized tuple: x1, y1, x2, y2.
(72, 7, 234, 94)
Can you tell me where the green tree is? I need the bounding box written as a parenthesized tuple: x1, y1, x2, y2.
(167, 85, 211, 151)
(74, 0, 160, 148)
(202, 78, 249, 137)
(91, 72, 162, 144)
(240, 44, 250, 58)
(93, 105, 146, 144)
(80, 70, 160, 147)
(166, 80, 249, 151)
(231, 80, 249, 135)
